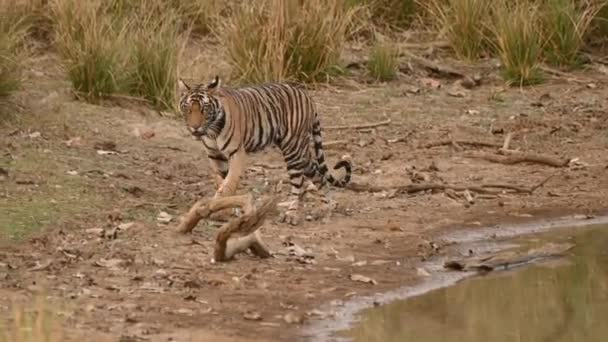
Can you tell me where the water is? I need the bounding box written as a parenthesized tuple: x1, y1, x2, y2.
(342, 224, 608, 342)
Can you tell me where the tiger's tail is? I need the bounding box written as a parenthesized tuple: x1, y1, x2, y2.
(312, 113, 352, 188)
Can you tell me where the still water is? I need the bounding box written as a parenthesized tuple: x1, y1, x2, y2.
(344, 224, 608, 342)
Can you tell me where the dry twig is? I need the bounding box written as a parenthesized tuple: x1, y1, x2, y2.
(325, 118, 391, 130)
(420, 139, 503, 149)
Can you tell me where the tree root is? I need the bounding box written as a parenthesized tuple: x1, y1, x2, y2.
(176, 194, 278, 262)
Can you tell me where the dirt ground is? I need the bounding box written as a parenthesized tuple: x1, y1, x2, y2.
(1, 45, 607, 341)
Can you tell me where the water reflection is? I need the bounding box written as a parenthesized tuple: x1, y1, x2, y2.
(345, 225, 608, 342)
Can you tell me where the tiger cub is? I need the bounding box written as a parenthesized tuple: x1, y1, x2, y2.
(178, 76, 351, 225)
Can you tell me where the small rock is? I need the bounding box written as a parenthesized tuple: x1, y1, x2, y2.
(64, 137, 83, 147)
(85, 228, 104, 236)
(28, 131, 41, 139)
(283, 312, 304, 324)
(156, 211, 173, 224)
(306, 309, 327, 318)
(337, 254, 355, 263)
(66, 170, 79, 176)
(352, 260, 367, 267)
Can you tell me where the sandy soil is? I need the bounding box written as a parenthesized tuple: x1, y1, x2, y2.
(1, 47, 607, 341)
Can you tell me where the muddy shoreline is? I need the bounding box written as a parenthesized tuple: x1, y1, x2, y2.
(301, 210, 608, 342)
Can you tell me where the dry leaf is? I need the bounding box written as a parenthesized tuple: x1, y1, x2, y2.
(243, 311, 262, 321)
(94, 258, 125, 268)
(350, 274, 378, 285)
(28, 259, 53, 272)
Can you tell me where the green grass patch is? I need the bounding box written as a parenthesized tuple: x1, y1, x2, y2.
(0, 149, 105, 241)
(488, 1, 545, 86)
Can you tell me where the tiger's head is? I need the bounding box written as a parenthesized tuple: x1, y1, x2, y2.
(178, 76, 222, 138)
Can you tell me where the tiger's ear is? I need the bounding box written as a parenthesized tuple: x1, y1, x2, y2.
(207, 75, 221, 92)
(178, 78, 191, 92)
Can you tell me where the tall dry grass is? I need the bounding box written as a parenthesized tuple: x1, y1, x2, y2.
(0, 0, 35, 98)
(125, 8, 184, 110)
(50, 0, 185, 110)
(51, 0, 128, 101)
(417, 0, 492, 60)
(222, 0, 361, 84)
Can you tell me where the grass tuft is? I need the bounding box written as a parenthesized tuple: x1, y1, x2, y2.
(488, 1, 545, 86)
(51, 0, 184, 110)
(51, 0, 127, 101)
(367, 39, 400, 81)
(542, 0, 604, 68)
(417, 0, 492, 61)
(222, 0, 361, 84)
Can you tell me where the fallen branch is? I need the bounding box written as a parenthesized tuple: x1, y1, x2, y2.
(445, 242, 575, 272)
(346, 179, 549, 196)
(175, 194, 278, 262)
(420, 139, 504, 149)
(325, 118, 391, 130)
(467, 150, 571, 168)
(402, 51, 466, 78)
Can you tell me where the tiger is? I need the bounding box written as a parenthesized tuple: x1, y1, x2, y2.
(177, 76, 352, 225)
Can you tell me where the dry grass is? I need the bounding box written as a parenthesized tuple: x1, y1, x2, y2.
(222, 0, 361, 84)
(367, 39, 400, 81)
(171, 0, 227, 36)
(417, 0, 492, 60)
(123, 5, 184, 110)
(0, 296, 64, 342)
(349, 0, 417, 29)
(50, 0, 184, 110)
(542, 0, 605, 67)
(487, 1, 545, 86)
(0, 0, 34, 99)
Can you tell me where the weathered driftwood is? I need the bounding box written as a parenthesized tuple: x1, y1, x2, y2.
(444, 242, 575, 272)
(176, 194, 278, 262)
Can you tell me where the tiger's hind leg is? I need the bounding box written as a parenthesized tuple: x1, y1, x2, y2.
(277, 136, 315, 226)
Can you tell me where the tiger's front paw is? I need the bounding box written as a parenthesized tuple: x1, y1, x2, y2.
(278, 208, 301, 226)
